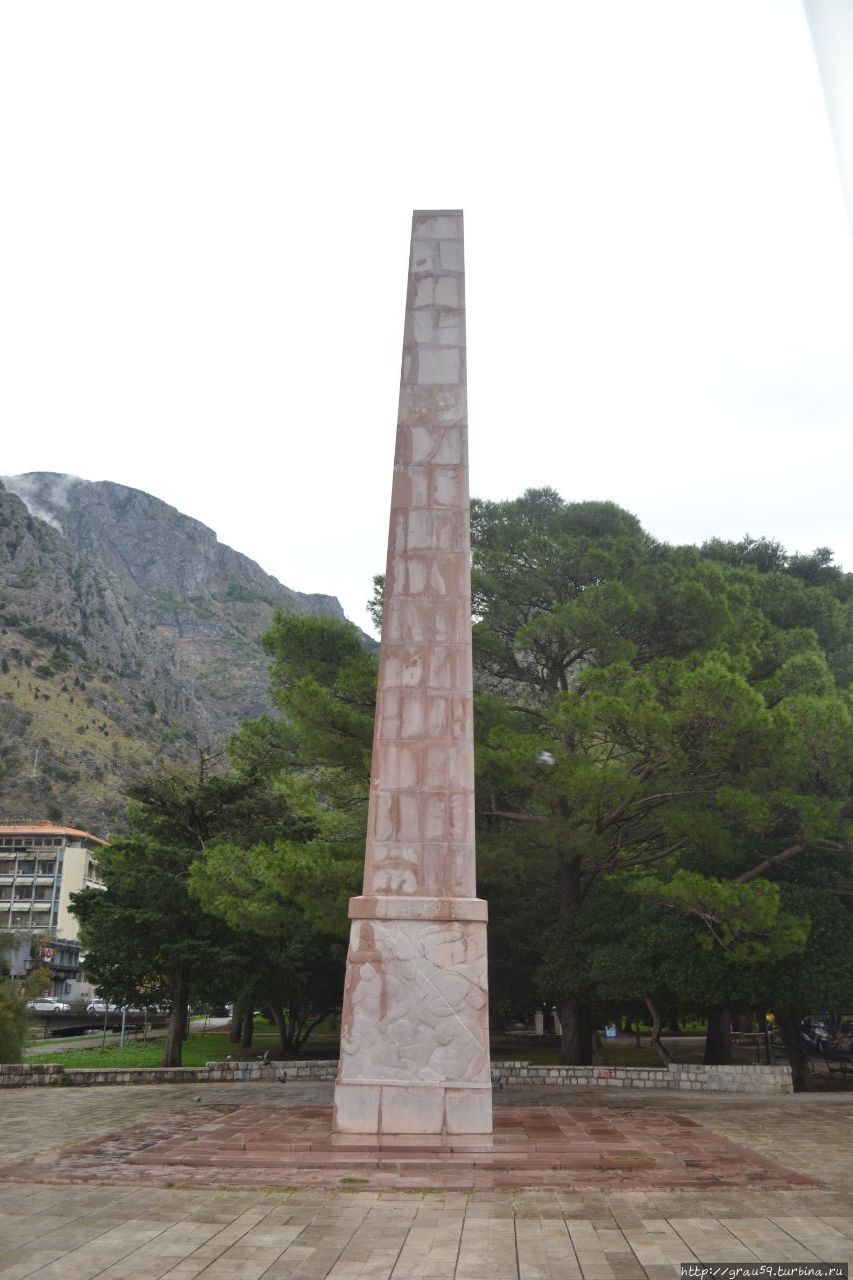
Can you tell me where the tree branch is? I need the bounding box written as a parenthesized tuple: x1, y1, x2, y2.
(735, 843, 805, 884)
(580, 843, 685, 884)
(596, 789, 716, 835)
(489, 808, 544, 823)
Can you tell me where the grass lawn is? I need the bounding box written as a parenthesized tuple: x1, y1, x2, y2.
(32, 1028, 715, 1071)
(492, 1045, 660, 1068)
(30, 1021, 344, 1069)
(492, 1044, 664, 1068)
(32, 1030, 279, 1069)
(491, 1038, 713, 1068)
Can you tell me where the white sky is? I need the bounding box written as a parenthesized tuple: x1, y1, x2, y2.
(2, 1, 852, 631)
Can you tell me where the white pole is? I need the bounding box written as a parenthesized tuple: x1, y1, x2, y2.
(120, 1005, 127, 1049)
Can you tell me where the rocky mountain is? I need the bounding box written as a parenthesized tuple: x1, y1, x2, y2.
(0, 473, 348, 833)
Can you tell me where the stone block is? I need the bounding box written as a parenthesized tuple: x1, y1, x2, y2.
(444, 1087, 493, 1134)
(378, 1084, 445, 1133)
(412, 212, 463, 239)
(439, 239, 464, 271)
(435, 275, 463, 308)
(410, 239, 440, 273)
(397, 387, 467, 429)
(402, 346, 463, 387)
(333, 1083, 381, 1133)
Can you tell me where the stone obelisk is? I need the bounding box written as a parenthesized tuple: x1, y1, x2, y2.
(332, 211, 492, 1136)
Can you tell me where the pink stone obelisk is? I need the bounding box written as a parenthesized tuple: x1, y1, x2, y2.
(332, 211, 492, 1136)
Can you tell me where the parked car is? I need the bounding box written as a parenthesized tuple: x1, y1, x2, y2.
(26, 997, 71, 1015)
(86, 1000, 119, 1015)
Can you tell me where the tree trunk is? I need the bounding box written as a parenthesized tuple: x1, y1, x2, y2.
(229, 1004, 244, 1044)
(703, 1007, 733, 1064)
(644, 996, 673, 1065)
(665, 1006, 682, 1036)
(240, 1008, 254, 1049)
(162, 968, 188, 1067)
(269, 1006, 294, 1057)
(555, 856, 593, 1065)
(777, 1009, 812, 1092)
(558, 996, 593, 1065)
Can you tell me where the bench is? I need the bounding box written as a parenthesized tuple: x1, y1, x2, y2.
(820, 1044, 853, 1083)
(733, 1032, 788, 1064)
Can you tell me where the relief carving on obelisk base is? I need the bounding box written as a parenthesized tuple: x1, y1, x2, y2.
(332, 211, 493, 1136)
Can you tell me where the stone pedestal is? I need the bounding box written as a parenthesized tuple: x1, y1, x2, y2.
(333, 211, 492, 1136)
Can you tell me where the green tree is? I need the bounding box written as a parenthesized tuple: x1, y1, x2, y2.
(72, 750, 304, 1065)
(224, 495, 852, 1086)
(190, 843, 346, 1055)
(187, 615, 379, 1051)
(176, 615, 382, 1057)
(472, 492, 763, 1061)
(0, 934, 48, 1064)
(472, 491, 853, 1069)
(226, 614, 377, 929)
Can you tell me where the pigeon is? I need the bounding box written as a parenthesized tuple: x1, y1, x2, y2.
(191, 1094, 202, 1103)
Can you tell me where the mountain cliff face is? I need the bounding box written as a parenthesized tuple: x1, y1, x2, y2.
(0, 473, 347, 833)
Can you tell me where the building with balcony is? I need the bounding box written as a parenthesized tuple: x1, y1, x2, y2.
(0, 821, 106, 1000)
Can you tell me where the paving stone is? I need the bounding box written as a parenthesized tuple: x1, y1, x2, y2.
(0, 1083, 852, 1276)
(0, 1100, 820, 1194)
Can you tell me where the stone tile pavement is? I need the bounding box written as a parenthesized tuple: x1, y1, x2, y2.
(54, 1103, 814, 1191)
(0, 1080, 852, 1278)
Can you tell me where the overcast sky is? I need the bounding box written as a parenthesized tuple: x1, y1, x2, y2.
(2, 0, 852, 630)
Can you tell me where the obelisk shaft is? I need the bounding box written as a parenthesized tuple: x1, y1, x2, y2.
(332, 211, 492, 1136)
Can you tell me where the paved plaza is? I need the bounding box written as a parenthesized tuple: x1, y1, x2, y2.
(4, 1102, 817, 1193)
(0, 1081, 852, 1278)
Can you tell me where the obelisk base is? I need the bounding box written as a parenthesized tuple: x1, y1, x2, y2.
(334, 1081, 493, 1136)
(333, 898, 492, 1135)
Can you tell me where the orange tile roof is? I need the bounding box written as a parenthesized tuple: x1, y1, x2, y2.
(0, 822, 106, 845)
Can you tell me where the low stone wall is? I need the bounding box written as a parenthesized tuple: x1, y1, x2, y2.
(206, 1060, 338, 1084)
(0, 1064, 66, 1088)
(0, 1059, 792, 1092)
(0, 1062, 285, 1088)
(492, 1062, 793, 1094)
